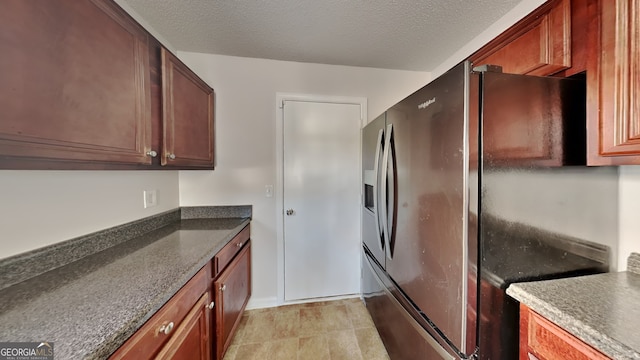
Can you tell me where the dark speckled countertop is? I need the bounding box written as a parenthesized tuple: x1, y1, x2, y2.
(507, 253, 640, 359)
(0, 216, 250, 360)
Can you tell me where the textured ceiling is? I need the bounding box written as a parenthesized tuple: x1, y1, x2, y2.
(118, 0, 524, 72)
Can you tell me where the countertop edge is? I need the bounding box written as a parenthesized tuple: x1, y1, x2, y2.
(507, 283, 640, 359)
(92, 218, 251, 360)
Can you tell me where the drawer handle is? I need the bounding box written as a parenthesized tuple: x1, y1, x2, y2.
(158, 321, 174, 335)
(220, 284, 226, 292)
(208, 301, 215, 310)
(167, 153, 176, 160)
(236, 242, 243, 247)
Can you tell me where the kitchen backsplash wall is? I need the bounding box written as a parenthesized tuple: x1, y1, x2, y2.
(0, 171, 180, 260)
(176, 51, 431, 307)
(480, 167, 619, 269)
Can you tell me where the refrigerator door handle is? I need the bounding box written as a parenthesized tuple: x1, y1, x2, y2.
(381, 123, 394, 260)
(373, 128, 385, 253)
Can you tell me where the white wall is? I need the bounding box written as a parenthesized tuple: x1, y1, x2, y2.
(114, 0, 176, 52)
(0, 4, 182, 261)
(482, 168, 619, 269)
(430, 0, 637, 272)
(176, 52, 430, 306)
(0, 171, 179, 259)
(619, 166, 640, 270)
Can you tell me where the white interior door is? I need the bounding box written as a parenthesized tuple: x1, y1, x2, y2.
(283, 100, 362, 301)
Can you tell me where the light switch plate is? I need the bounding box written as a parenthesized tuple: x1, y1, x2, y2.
(265, 185, 274, 198)
(144, 189, 158, 208)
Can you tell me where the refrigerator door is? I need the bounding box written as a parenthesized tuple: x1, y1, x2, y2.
(384, 62, 471, 354)
(362, 248, 457, 360)
(362, 113, 387, 266)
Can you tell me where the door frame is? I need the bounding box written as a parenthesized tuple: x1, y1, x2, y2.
(275, 93, 367, 305)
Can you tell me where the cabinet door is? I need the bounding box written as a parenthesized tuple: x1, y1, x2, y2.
(156, 293, 212, 360)
(161, 48, 215, 168)
(586, 0, 640, 165)
(0, 0, 152, 168)
(471, 0, 571, 76)
(213, 243, 252, 360)
(519, 304, 611, 360)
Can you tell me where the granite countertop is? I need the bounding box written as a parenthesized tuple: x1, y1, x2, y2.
(507, 253, 640, 359)
(481, 215, 609, 289)
(0, 215, 250, 359)
(482, 236, 606, 289)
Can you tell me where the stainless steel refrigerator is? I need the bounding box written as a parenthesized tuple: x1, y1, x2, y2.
(361, 61, 613, 359)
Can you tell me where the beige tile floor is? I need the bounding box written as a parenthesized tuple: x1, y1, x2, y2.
(223, 298, 390, 360)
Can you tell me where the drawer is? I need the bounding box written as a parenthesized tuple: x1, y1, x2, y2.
(214, 225, 250, 277)
(522, 305, 611, 360)
(110, 263, 211, 359)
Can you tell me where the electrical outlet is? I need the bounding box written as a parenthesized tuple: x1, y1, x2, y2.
(144, 189, 157, 208)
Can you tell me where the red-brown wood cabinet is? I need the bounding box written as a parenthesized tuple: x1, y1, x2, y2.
(471, 0, 640, 165)
(586, 0, 640, 165)
(213, 242, 251, 360)
(0, 0, 215, 169)
(109, 226, 251, 360)
(519, 304, 611, 360)
(109, 264, 212, 359)
(471, 0, 573, 76)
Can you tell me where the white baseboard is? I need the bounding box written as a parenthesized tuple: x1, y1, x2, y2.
(245, 296, 278, 310)
(245, 293, 363, 310)
(281, 293, 363, 306)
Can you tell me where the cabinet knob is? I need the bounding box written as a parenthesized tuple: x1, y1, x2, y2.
(158, 321, 174, 335)
(220, 284, 226, 292)
(208, 301, 215, 310)
(146, 150, 158, 158)
(236, 242, 243, 248)
(167, 153, 176, 160)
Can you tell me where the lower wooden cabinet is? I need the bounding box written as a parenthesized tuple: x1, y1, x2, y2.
(213, 242, 252, 360)
(155, 293, 211, 360)
(519, 304, 611, 360)
(109, 264, 212, 359)
(110, 226, 251, 360)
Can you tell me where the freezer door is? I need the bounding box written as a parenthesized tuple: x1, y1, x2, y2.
(384, 62, 471, 354)
(362, 248, 456, 360)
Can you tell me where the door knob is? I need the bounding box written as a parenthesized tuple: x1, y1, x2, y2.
(286, 209, 295, 216)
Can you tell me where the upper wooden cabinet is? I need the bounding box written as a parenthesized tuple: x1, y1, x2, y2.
(0, 0, 215, 170)
(471, 0, 572, 76)
(0, 0, 152, 168)
(586, 0, 640, 165)
(161, 49, 215, 168)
